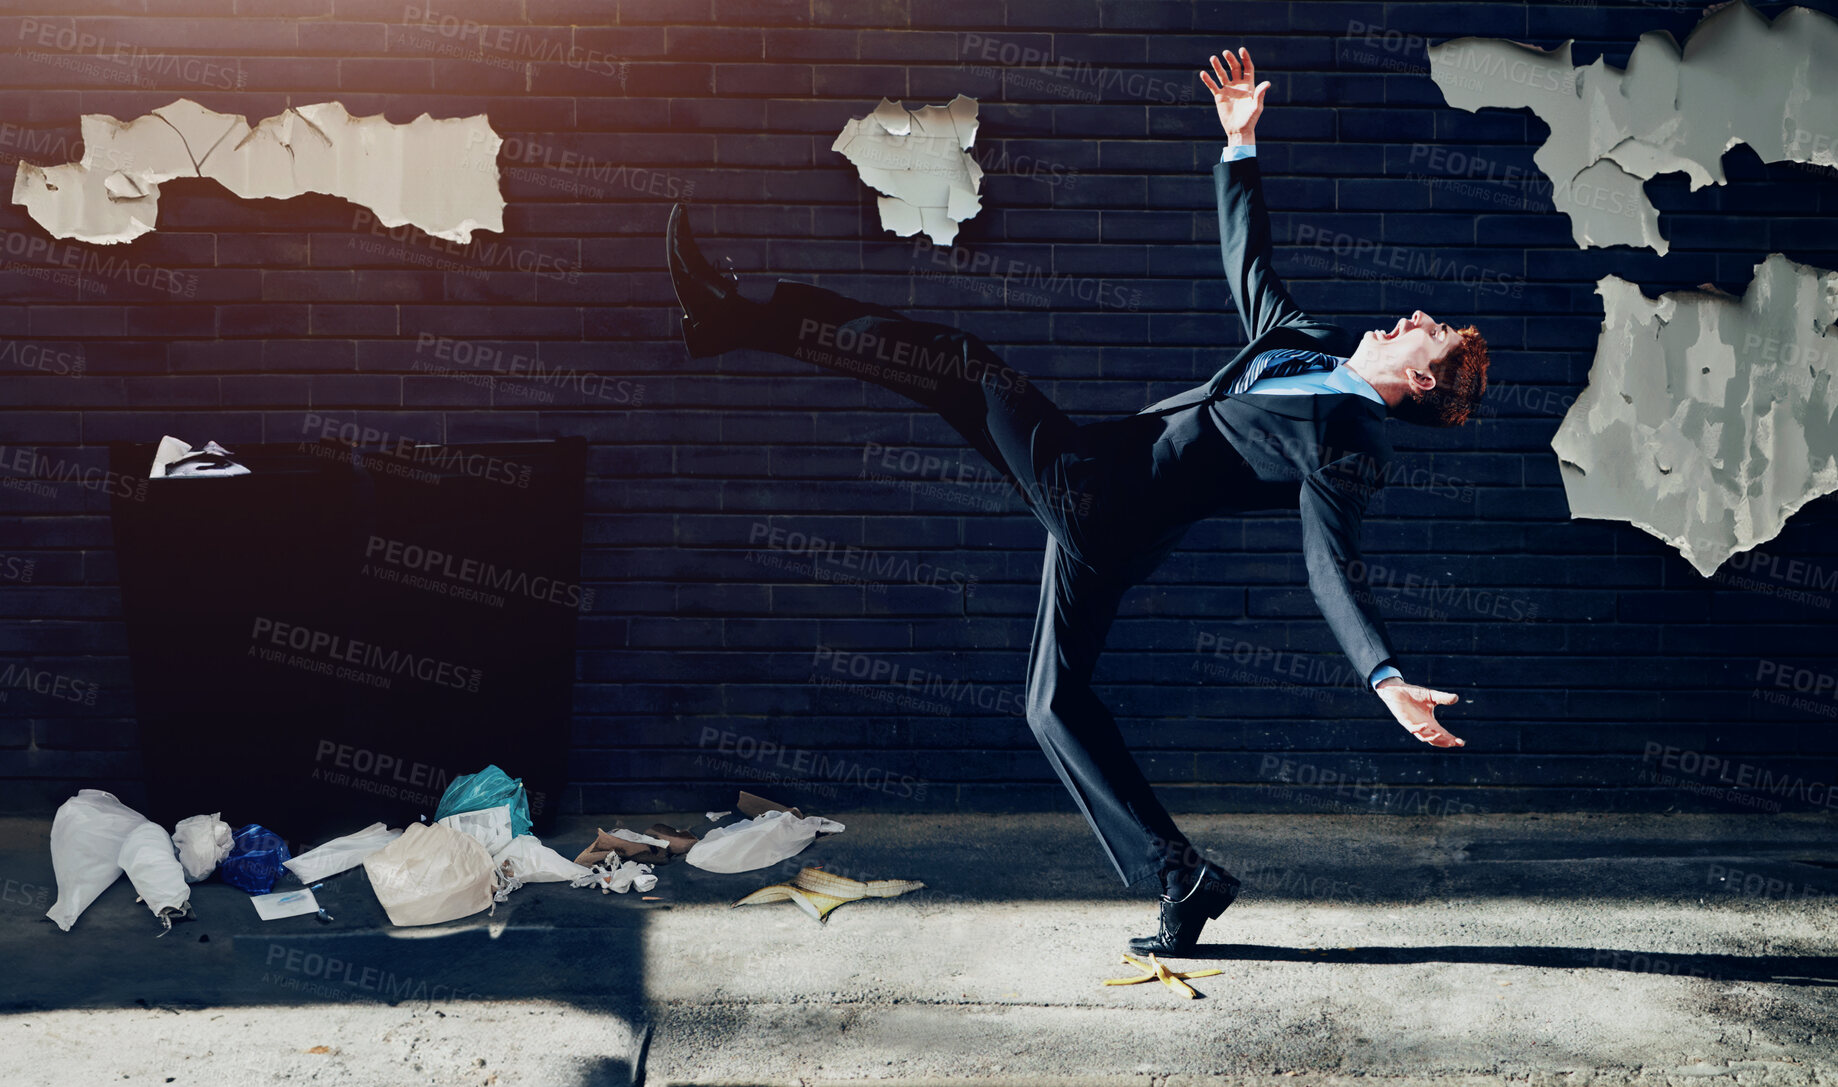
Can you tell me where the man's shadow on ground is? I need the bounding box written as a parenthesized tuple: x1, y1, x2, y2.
(1186, 944, 1838, 987)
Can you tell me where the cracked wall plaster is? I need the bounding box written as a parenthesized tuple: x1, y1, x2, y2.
(830, 94, 983, 247)
(1429, 2, 1838, 256)
(1432, 3, 1838, 572)
(12, 98, 504, 245)
(1551, 254, 1838, 575)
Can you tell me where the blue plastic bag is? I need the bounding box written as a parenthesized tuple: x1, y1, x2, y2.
(220, 824, 291, 894)
(434, 765, 532, 838)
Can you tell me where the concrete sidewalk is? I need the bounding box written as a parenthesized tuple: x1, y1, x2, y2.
(2, 811, 1835, 1086)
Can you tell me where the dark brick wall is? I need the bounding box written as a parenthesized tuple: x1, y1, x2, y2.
(3, 0, 1836, 818)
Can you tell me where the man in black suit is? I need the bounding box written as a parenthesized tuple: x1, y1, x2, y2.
(666, 48, 1491, 954)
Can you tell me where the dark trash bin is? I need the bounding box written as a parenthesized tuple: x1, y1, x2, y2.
(108, 437, 586, 843)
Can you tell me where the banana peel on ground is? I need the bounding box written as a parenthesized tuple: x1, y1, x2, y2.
(731, 883, 854, 921)
(1102, 953, 1223, 999)
(732, 866, 924, 923)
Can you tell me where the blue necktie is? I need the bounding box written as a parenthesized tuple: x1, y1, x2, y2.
(1227, 348, 1342, 396)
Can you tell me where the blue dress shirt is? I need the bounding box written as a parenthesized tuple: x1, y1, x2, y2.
(1220, 143, 1402, 692)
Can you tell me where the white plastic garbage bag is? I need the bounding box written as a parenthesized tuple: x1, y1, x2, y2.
(171, 812, 233, 882)
(362, 821, 495, 927)
(436, 804, 513, 857)
(284, 822, 403, 884)
(684, 808, 845, 874)
(489, 834, 589, 902)
(493, 835, 588, 884)
(47, 790, 192, 933)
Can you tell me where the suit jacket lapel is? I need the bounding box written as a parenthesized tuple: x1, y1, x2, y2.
(1138, 325, 1363, 418)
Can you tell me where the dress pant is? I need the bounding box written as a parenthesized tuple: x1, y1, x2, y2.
(743, 279, 1198, 889)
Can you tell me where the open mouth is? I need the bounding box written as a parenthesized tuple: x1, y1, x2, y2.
(1375, 318, 1407, 341)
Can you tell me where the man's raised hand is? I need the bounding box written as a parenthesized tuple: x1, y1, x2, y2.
(1199, 48, 1270, 143)
(1375, 678, 1465, 748)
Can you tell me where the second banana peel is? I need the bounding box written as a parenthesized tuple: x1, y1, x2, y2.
(733, 866, 924, 922)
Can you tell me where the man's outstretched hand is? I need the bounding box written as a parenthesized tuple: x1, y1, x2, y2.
(1376, 678, 1465, 747)
(1199, 47, 1270, 143)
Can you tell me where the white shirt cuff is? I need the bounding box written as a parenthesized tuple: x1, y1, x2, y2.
(1220, 144, 1258, 163)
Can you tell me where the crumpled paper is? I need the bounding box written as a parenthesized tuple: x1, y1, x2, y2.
(171, 812, 233, 882)
(570, 859, 658, 895)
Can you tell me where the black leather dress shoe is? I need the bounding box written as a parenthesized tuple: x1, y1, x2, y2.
(1127, 860, 1240, 956)
(665, 203, 752, 357)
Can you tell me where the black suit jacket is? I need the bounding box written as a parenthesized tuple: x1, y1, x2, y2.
(1136, 155, 1399, 684)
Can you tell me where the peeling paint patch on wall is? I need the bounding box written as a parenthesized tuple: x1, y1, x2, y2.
(1429, 2, 1838, 255)
(1552, 254, 1838, 576)
(11, 98, 504, 245)
(830, 95, 983, 247)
